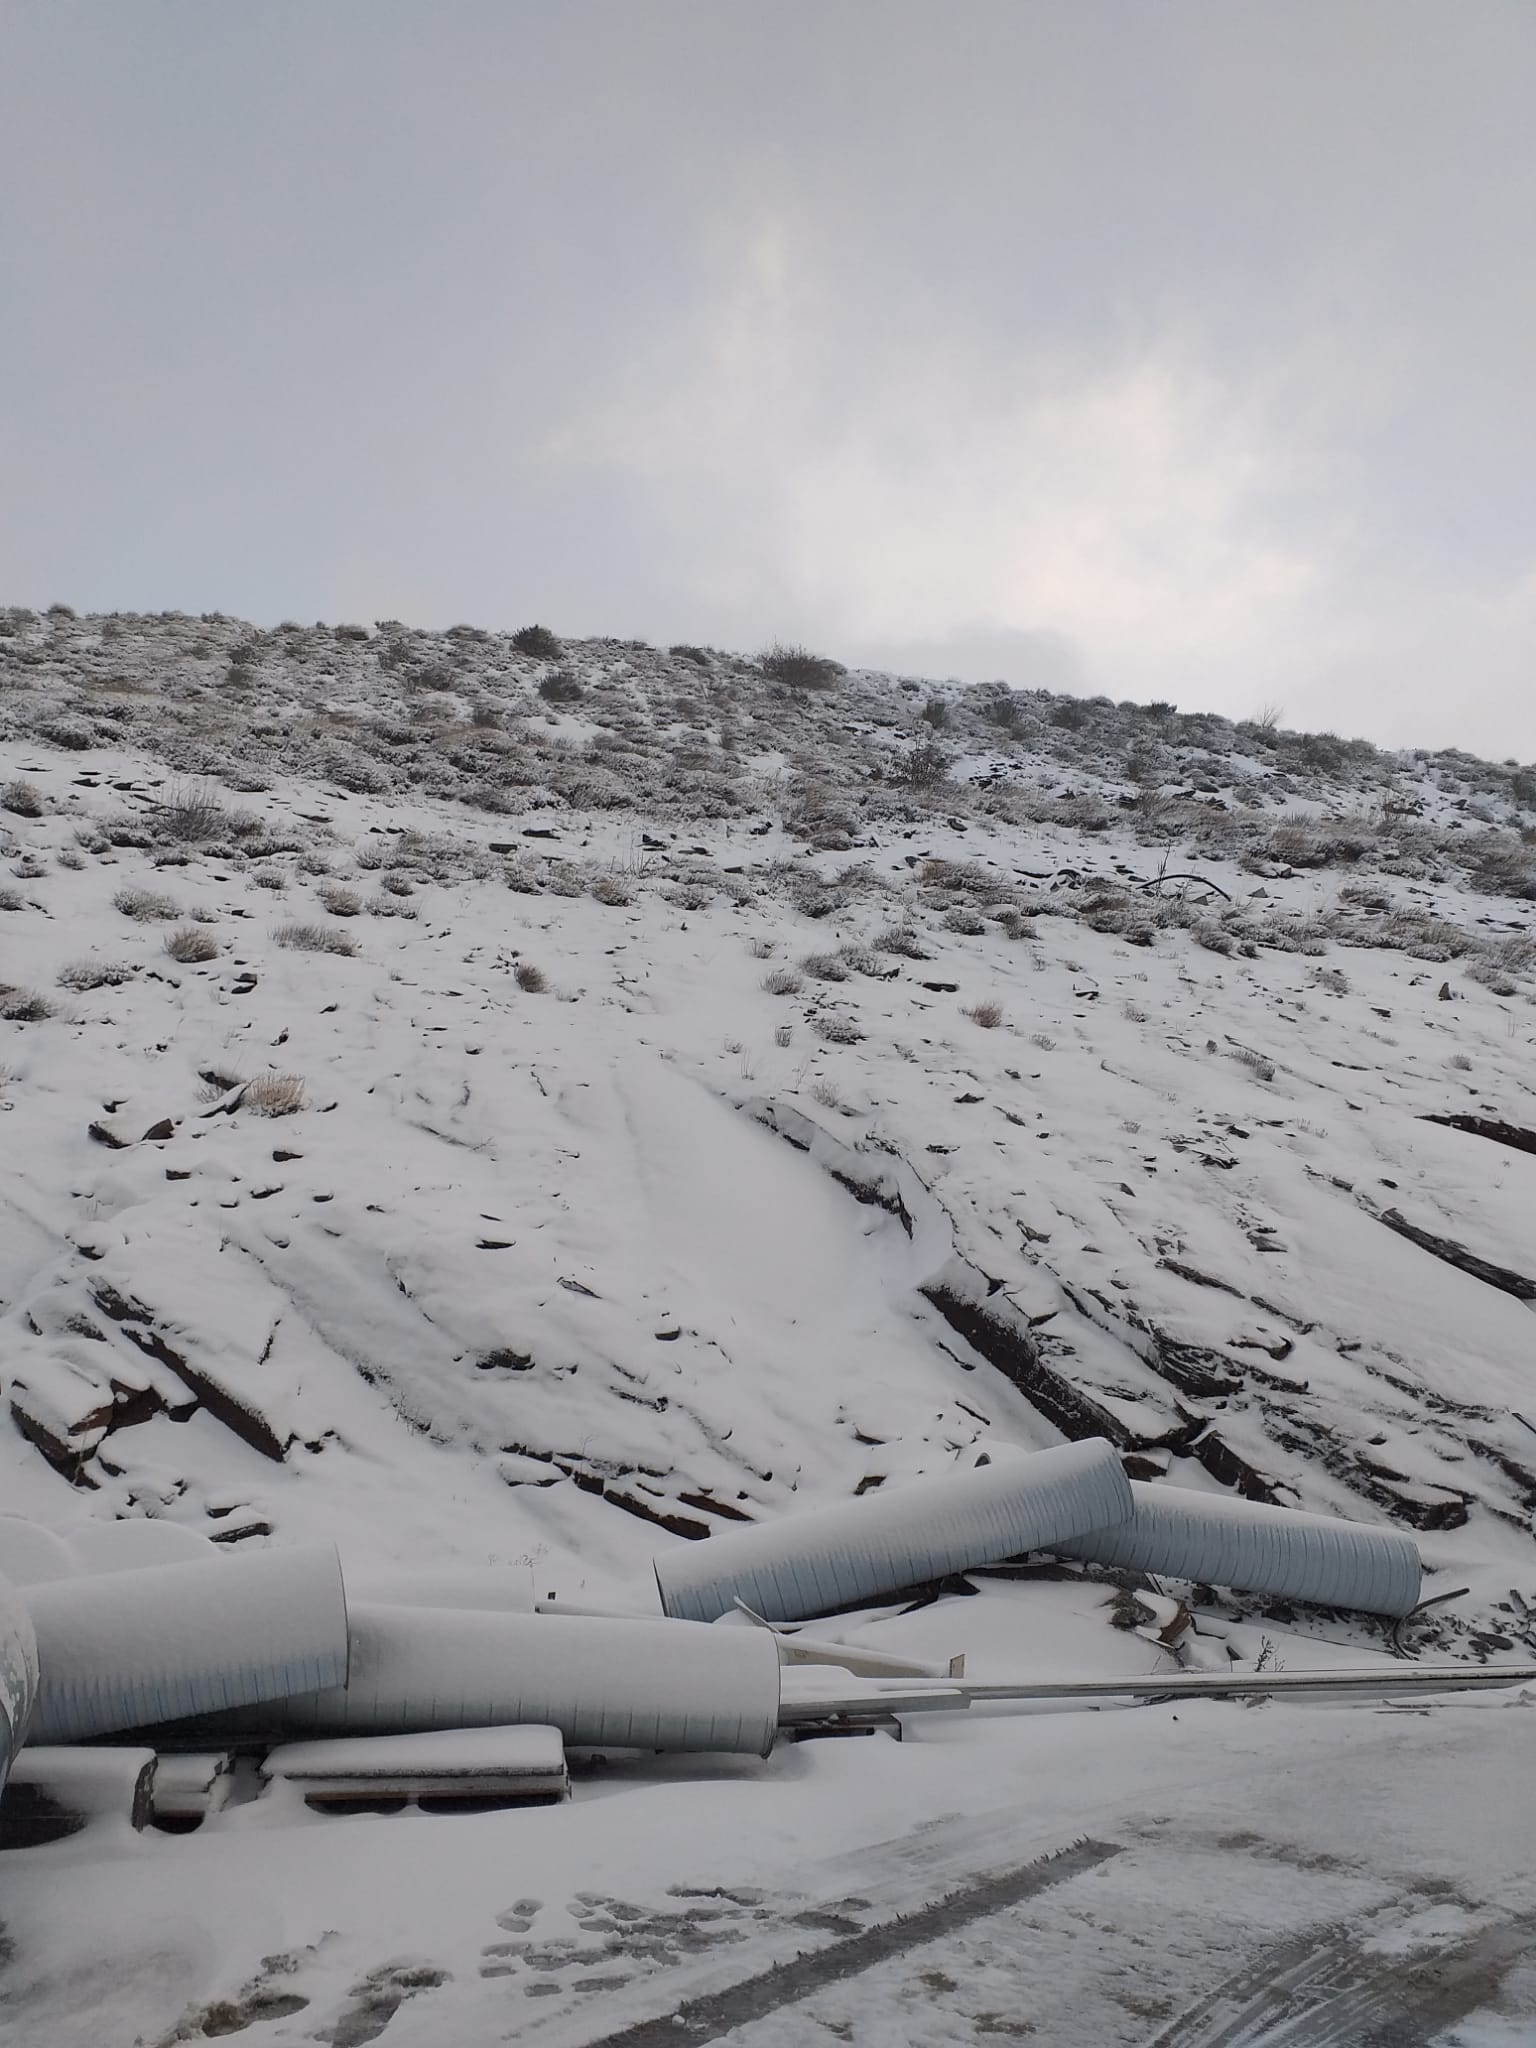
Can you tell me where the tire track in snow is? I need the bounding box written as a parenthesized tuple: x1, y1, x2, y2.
(570, 1838, 1120, 2047)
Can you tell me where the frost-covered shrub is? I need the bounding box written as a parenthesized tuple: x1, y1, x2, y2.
(57, 958, 134, 989)
(165, 925, 219, 962)
(113, 886, 180, 921)
(760, 642, 845, 691)
(243, 1072, 305, 1115)
(0, 986, 55, 1021)
(160, 780, 225, 842)
(273, 922, 358, 956)
(512, 624, 563, 659)
(1, 780, 44, 817)
(894, 738, 950, 789)
(801, 952, 849, 981)
(814, 1012, 864, 1043)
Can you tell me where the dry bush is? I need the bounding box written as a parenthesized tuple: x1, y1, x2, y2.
(0, 986, 55, 1022)
(513, 961, 547, 992)
(774, 1021, 794, 1047)
(317, 883, 362, 917)
(160, 780, 226, 842)
(512, 624, 563, 660)
(1232, 1045, 1277, 1081)
(57, 958, 134, 990)
(538, 669, 584, 704)
(894, 737, 951, 788)
(762, 966, 803, 995)
(1381, 912, 1476, 961)
(943, 907, 988, 936)
(165, 925, 219, 963)
(0, 887, 23, 912)
(367, 891, 418, 919)
(759, 642, 845, 691)
(875, 924, 930, 960)
(964, 1001, 1004, 1028)
(814, 1013, 864, 1044)
(254, 868, 287, 890)
(379, 870, 415, 896)
(242, 1072, 306, 1116)
(1467, 835, 1536, 901)
(836, 944, 895, 977)
(1, 779, 44, 817)
(591, 874, 631, 906)
(274, 923, 358, 956)
(809, 1079, 842, 1108)
(748, 937, 776, 958)
(55, 848, 85, 870)
(113, 886, 180, 921)
(801, 952, 850, 981)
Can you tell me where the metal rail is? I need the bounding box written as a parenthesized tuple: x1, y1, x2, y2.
(776, 1662, 1536, 1722)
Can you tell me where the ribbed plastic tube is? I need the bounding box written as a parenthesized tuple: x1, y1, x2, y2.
(344, 1564, 535, 1613)
(276, 1608, 781, 1756)
(654, 1438, 1135, 1626)
(24, 1544, 349, 1741)
(1, 1574, 39, 1796)
(1054, 1480, 1422, 1616)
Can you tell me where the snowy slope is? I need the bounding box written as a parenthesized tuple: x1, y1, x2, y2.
(3, 607, 1536, 2041)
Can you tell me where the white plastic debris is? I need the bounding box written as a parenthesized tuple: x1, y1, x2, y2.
(343, 1563, 536, 1613)
(654, 1437, 1134, 1625)
(274, 1607, 781, 1756)
(4, 1745, 157, 1834)
(151, 1751, 236, 1823)
(0, 1573, 39, 1797)
(262, 1724, 569, 1805)
(23, 1543, 349, 1742)
(66, 1520, 220, 1576)
(1053, 1479, 1423, 1617)
(0, 1517, 77, 1588)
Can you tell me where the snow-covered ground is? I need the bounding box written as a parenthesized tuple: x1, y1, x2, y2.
(3, 608, 1536, 2041)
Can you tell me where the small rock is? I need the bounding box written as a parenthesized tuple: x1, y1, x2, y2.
(141, 1118, 176, 1143)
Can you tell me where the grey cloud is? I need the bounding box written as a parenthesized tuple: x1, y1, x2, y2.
(1, 2, 1533, 752)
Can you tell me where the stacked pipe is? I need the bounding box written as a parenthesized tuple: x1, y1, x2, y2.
(0, 1437, 1435, 1837)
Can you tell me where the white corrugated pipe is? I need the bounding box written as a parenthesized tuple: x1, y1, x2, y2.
(1053, 1480, 1423, 1617)
(1, 1574, 39, 1796)
(23, 1543, 350, 1742)
(343, 1564, 536, 1613)
(654, 1437, 1135, 1626)
(275, 1608, 781, 1757)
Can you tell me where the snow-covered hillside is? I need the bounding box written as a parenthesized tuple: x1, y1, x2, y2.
(3, 605, 1536, 2043)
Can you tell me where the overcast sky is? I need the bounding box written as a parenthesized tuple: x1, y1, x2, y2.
(3, 3, 1533, 754)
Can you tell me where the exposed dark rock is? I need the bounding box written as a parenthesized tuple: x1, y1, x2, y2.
(1420, 1113, 1536, 1159)
(1378, 1207, 1536, 1302)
